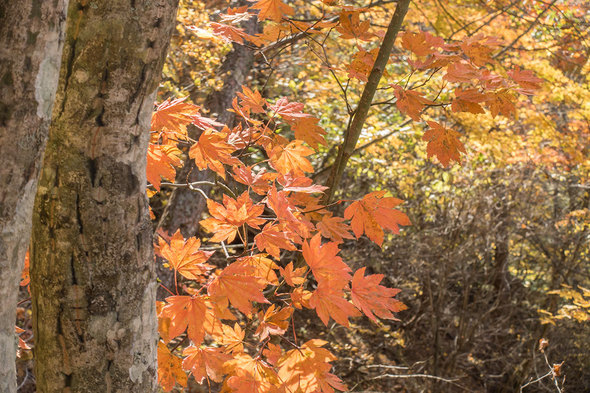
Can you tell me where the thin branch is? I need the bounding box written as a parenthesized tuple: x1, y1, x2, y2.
(370, 372, 474, 392)
(519, 371, 552, 392)
(321, 0, 411, 203)
(371, 373, 458, 383)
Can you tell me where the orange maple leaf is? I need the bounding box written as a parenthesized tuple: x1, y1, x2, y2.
(147, 143, 182, 191)
(212, 323, 245, 354)
(451, 87, 486, 114)
(291, 286, 312, 309)
(336, 10, 373, 41)
(235, 254, 280, 286)
(225, 353, 280, 392)
(210, 22, 247, 44)
(278, 172, 327, 194)
(344, 191, 411, 246)
(249, 0, 294, 22)
(232, 165, 275, 195)
(302, 234, 351, 288)
(237, 86, 267, 113)
(151, 98, 200, 139)
(444, 61, 482, 83)
(269, 140, 314, 175)
(208, 262, 269, 315)
(393, 84, 434, 121)
(508, 66, 544, 95)
(485, 90, 516, 118)
(422, 121, 466, 167)
(279, 261, 307, 286)
(255, 305, 293, 340)
(268, 97, 307, 122)
(400, 31, 443, 57)
(159, 230, 214, 281)
(182, 346, 231, 383)
(460, 34, 496, 67)
(189, 129, 239, 179)
(158, 342, 188, 392)
(200, 192, 265, 243)
(279, 340, 347, 393)
(351, 267, 407, 322)
(309, 284, 360, 327)
(20, 251, 30, 287)
(263, 342, 283, 366)
(346, 48, 378, 82)
(291, 116, 327, 149)
(254, 223, 297, 259)
(161, 295, 210, 345)
(266, 185, 312, 242)
(316, 215, 354, 243)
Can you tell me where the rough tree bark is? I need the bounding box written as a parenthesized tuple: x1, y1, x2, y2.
(159, 14, 257, 237)
(30, 1, 178, 391)
(0, 2, 69, 392)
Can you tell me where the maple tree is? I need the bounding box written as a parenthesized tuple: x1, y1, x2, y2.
(144, 0, 550, 391)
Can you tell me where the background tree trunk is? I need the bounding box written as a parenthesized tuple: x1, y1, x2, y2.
(0, 2, 69, 391)
(159, 14, 257, 238)
(30, 1, 177, 391)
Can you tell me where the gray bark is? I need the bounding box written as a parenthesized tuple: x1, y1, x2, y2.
(0, 1, 69, 392)
(30, 0, 178, 391)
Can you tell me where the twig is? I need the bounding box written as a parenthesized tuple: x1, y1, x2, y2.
(371, 373, 458, 383)
(520, 371, 552, 392)
(371, 373, 473, 392)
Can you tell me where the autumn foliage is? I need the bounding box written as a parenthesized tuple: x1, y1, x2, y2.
(146, 1, 544, 391)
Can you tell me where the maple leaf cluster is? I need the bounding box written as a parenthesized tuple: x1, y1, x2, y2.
(150, 87, 410, 392)
(147, 2, 544, 391)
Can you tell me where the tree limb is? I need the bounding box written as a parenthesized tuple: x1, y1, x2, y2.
(321, 0, 411, 203)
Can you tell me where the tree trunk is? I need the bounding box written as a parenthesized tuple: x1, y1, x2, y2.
(30, 1, 178, 392)
(0, 2, 69, 391)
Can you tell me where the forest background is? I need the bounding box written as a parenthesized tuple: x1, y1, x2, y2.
(7, 0, 590, 392)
